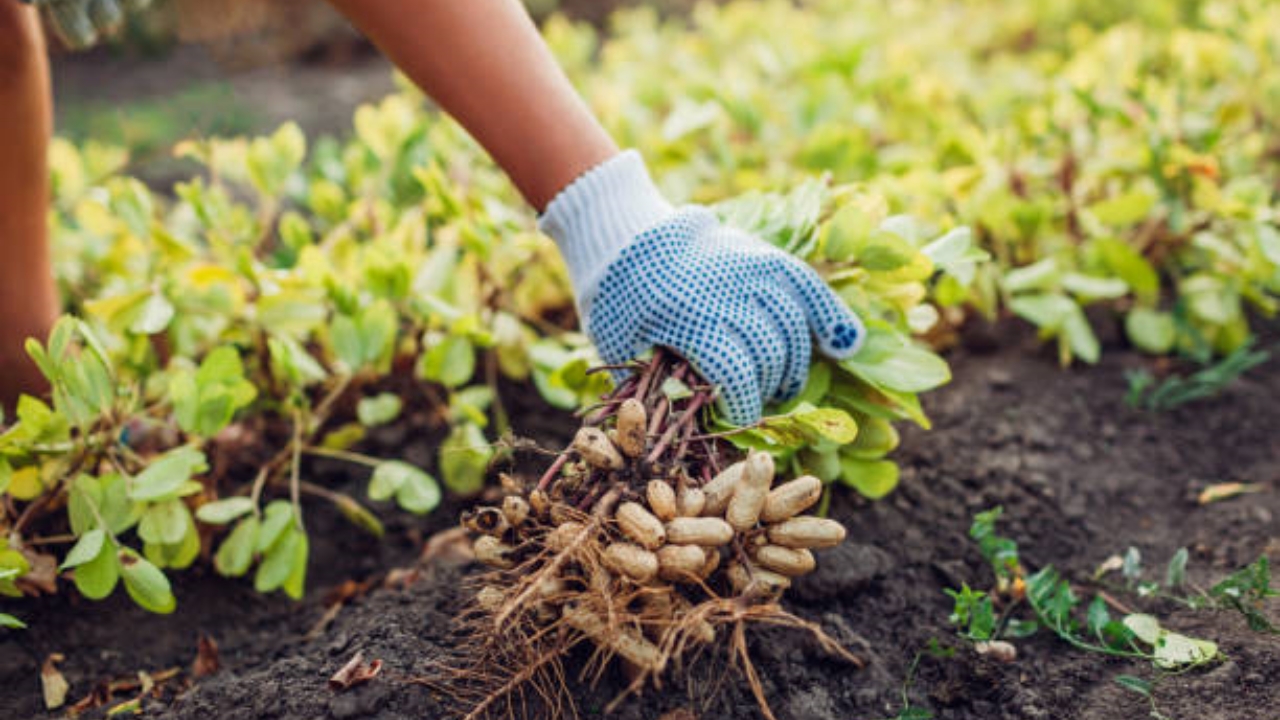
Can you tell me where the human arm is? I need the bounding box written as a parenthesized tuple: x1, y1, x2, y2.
(329, 0, 866, 424)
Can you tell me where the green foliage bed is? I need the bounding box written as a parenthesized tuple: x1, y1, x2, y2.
(2, 0, 1278, 620)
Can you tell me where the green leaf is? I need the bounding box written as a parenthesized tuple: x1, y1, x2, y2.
(395, 469, 442, 515)
(1089, 189, 1157, 226)
(1062, 306, 1101, 364)
(1154, 632, 1219, 669)
(196, 497, 256, 525)
(1125, 308, 1176, 354)
(370, 460, 441, 513)
(755, 404, 858, 446)
(129, 447, 208, 502)
(1062, 273, 1128, 301)
(356, 393, 403, 427)
(840, 330, 950, 393)
(1122, 614, 1162, 644)
(119, 550, 176, 614)
(838, 456, 900, 499)
(214, 517, 259, 577)
(1114, 675, 1152, 697)
(1009, 293, 1075, 329)
(845, 415, 900, 459)
(440, 422, 491, 495)
(417, 334, 475, 389)
(661, 376, 694, 401)
(1091, 238, 1159, 304)
(334, 494, 385, 537)
(61, 529, 105, 570)
(269, 335, 327, 388)
(138, 500, 190, 546)
(1085, 596, 1110, 639)
(255, 528, 302, 594)
(1165, 548, 1188, 588)
(0, 613, 25, 629)
(282, 530, 308, 600)
(1003, 258, 1059, 294)
(67, 475, 101, 536)
(255, 500, 295, 553)
(921, 227, 973, 267)
(129, 292, 175, 335)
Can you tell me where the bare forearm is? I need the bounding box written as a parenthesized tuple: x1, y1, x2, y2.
(328, 0, 618, 211)
(0, 2, 57, 406)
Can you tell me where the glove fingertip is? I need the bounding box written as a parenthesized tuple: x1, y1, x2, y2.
(817, 311, 866, 360)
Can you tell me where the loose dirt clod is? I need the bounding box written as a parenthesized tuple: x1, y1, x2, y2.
(447, 352, 854, 719)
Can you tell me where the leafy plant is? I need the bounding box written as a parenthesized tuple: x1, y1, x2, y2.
(705, 182, 978, 500)
(1125, 340, 1271, 411)
(550, 0, 1280, 364)
(948, 508, 1224, 670)
(5, 84, 970, 616)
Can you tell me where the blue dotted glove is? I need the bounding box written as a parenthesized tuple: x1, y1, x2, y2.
(540, 151, 865, 426)
(21, 0, 150, 50)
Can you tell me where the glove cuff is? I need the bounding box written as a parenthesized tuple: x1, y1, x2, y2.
(538, 150, 674, 316)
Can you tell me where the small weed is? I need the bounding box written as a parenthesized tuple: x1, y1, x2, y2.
(1125, 341, 1271, 411)
(943, 508, 1260, 717)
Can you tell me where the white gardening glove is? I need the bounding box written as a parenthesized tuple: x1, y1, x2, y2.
(540, 151, 865, 426)
(22, 0, 150, 50)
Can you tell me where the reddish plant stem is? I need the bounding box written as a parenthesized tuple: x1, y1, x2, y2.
(645, 390, 710, 465)
(536, 453, 569, 492)
(632, 347, 667, 405)
(576, 480, 606, 511)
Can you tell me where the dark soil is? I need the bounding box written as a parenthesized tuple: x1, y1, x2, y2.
(2, 322, 1277, 720)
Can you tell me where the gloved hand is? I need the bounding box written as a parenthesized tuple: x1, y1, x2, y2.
(21, 0, 150, 50)
(540, 151, 865, 426)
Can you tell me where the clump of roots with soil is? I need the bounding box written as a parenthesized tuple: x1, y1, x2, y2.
(437, 351, 861, 719)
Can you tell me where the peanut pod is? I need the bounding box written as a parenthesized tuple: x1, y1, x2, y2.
(603, 542, 660, 583)
(572, 427, 624, 470)
(529, 489, 551, 519)
(475, 585, 505, 612)
(646, 480, 678, 521)
(760, 475, 822, 523)
(752, 545, 816, 577)
(615, 399, 648, 458)
(726, 561, 791, 595)
(546, 520, 586, 552)
(702, 461, 745, 516)
(766, 516, 847, 549)
(664, 517, 733, 546)
(657, 544, 706, 582)
(698, 546, 722, 579)
(677, 485, 706, 517)
(726, 451, 774, 531)
(463, 507, 509, 537)
(616, 502, 666, 550)
(473, 535, 514, 569)
(563, 604, 662, 672)
(502, 495, 531, 527)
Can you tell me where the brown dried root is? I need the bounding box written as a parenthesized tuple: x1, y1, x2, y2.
(442, 350, 860, 719)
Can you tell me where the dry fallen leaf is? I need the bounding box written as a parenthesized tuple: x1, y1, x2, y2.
(1198, 482, 1266, 505)
(42, 653, 70, 710)
(193, 635, 220, 678)
(419, 526, 473, 566)
(1094, 554, 1125, 579)
(18, 550, 59, 596)
(328, 651, 382, 691)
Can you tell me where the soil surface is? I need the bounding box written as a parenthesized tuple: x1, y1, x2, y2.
(3, 322, 1277, 720)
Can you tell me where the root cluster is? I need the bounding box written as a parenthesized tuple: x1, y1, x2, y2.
(447, 353, 859, 719)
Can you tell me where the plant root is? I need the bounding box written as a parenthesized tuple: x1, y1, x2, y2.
(441, 351, 861, 718)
